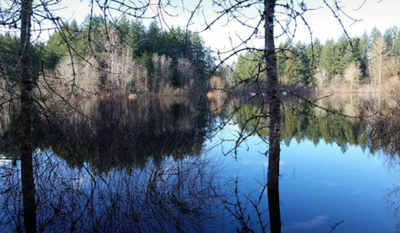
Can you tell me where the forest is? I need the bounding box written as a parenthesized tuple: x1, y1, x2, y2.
(0, 15, 214, 97)
(232, 26, 400, 93)
(1, 15, 399, 97)
(3, 1, 400, 232)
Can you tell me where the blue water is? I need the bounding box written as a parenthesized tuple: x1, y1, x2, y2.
(2, 98, 400, 232)
(210, 123, 399, 232)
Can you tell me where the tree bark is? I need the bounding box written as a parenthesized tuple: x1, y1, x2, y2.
(265, 0, 282, 232)
(20, 0, 37, 232)
(265, 0, 280, 190)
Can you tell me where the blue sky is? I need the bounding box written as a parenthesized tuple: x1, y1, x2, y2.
(54, 0, 400, 52)
(3, 0, 397, 60)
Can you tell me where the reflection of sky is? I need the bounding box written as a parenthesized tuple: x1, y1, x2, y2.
(1, 119, 399, 232)
(1, 149, 227, 232)
(0, 155, 12, 166)
(208, 123, 399, 233)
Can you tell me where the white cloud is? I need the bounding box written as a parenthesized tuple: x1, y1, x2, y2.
(283, 215, 328, 230)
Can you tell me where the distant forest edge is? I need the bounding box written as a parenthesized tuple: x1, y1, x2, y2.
(235, 26, 400, 94)
(1, 14, 399, 96)
(1, 15, 215, 97)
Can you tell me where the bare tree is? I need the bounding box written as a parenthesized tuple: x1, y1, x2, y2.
(191, 0, 366, 232)
(370, 36, 389, 89)
(0, 0, 373, 232)
(0, 1, 171, 232)
(18, 1, 37, 232)
(0, 149, 224, 232)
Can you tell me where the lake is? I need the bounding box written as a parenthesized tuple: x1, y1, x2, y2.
(0, 93, 399, 232)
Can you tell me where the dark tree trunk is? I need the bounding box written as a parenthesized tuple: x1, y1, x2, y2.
(265, 0, 280, 190)
(264, 0, 282, 232)
(20, 0, 37, 232)
(267, 187, 281, 233)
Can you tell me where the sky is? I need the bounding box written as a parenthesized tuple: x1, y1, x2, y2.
(5, 0, 399, 60)
(290, 0, 400, 42)
(53, 0, 400, 51)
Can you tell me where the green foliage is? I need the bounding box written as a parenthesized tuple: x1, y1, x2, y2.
(293, 42, 312, 86)
(128, 20, 146, 57)
(0, 33, 20, 83)
(233, 51, 265, 90)
(41, 15, 214, 94)
(319, 39, 339, 81)
(274, 26, 400, 89)
(383, 26, 398, 54)
(276, 41, 288, 79)
(234, 52, 258, 82)
(304, 39, 323, 85)
(358, 32, 369, 79)
(395, 29, 400, 56)
(370, 27, 382, 44)
(0, 33, 45, 84)
(5, 13, 400, 93)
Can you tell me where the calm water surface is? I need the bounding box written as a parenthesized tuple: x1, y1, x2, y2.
(0, 94, 399, 232)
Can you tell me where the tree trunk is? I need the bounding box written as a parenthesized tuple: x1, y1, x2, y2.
(265, 0, 282, 232)
(265, 0, 280, 190)
(20, 0, 37, 232)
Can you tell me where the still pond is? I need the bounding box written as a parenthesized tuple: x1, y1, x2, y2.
(0, 93, 399, 232)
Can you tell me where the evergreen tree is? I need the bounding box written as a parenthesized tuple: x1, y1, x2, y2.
(283, 49, 298, 86)
(115, 15, 130, 45)
(319, 39, 338, 82)
(336, 34, 354, 75)
(358, 31, 369, 80)
(383, 26, 398, 55)
(395, 29, 400, 56)
(295, 41, 312, 86)
(145, 20, 161, 54)
(276, 41, 288, 80)
(233, 51, 262, 86)
(128, 20, 146, 58)
(305, 38, 323, 85)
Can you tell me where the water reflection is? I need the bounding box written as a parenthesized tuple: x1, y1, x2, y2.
(232, 93, 380, 153)
(38, 97, 214, 170)
(222, 93, 393, 232)
(1, 96, 226, 232)
(2, 93, 400, 232)
(366, 95, 400, 156)
(0, 150, 224, 232)
(365, 91, 400, 231)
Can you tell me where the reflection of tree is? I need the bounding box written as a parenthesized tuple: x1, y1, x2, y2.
(366, 96, 400, 156)
(224, 177, 269, 233)
(219, 94, 380, 233)
(0, 151, 224, 232)
(0, 97, 215, 172)
(234, 95, 375, 154)
(0, 103, 20, 159)
(367, 91, 400, 232)
(385, 185, 400, 232)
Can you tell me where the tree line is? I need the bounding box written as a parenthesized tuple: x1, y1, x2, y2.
(0, 15, 215, 97)
(230, 26, 400, 92)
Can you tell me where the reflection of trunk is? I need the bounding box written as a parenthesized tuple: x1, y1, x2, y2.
(265, 0, 282, 232)
(20, 0, 37, 232)
(268, 187, 281, 233)
(21, 157, 37, 233)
